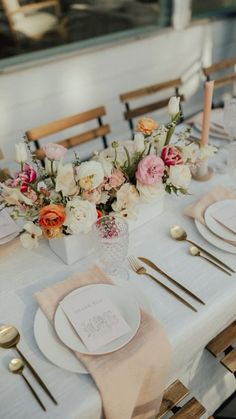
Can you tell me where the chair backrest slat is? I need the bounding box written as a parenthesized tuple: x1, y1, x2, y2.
(214, 73, 236, 88)
(35, 124, 110, 160)
(203, 57, 236, 76)
(26, 106, 106, 141)
(120, 78, 182, 102)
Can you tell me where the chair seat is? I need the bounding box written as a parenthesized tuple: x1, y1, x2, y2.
(15, 12, 58, 37)
(171, 397, 206, 418)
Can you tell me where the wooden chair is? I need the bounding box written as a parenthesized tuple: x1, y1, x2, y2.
(2, 0, 63, 44)
(25, 106, 110, 161)
(206, 321, 236, 376)
(203, 57, 236, 106)
(156, 379, 206, 418)
(119, 78, 185, 133)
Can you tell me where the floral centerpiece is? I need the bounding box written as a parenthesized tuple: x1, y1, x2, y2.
(0, 96, 216, 253)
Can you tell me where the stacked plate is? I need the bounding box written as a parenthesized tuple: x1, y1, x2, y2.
(0, 208, 20, 245)
(192, 108, 230, 141)
(34, 284, 153, 374)
(195, 199, 236, 254)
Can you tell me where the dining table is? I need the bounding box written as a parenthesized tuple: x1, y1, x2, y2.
(1, 167, 236, 419)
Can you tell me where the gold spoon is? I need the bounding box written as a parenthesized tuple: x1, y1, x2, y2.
(189, 245, 231, 275)
(170, 225, 235, 273)
(9, 358, 46, 411)
(0, 325, 57, 405)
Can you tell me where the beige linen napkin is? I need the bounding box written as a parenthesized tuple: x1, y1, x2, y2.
(35, 265, 171, 419)
(184, 186, 236, 245)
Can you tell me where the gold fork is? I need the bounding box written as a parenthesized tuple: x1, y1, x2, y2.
(128, 256, 198, 312)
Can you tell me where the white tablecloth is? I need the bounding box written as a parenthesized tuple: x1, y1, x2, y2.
(1, 173, 236, 419)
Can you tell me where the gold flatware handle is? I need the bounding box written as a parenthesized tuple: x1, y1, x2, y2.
(139, 257, 205, 305)
(200, 254, 232, 275)
(187, 239, 235, 273)
(145, 272, 198, 312)
(22, 374, 46, 411)
(16, 347, 58, 405)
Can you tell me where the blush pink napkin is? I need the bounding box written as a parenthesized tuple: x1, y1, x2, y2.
(184, 186, 236, 246)
(35, 265, 171, 419)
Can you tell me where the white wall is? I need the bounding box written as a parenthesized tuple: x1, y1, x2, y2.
(0, 17, 236, 165)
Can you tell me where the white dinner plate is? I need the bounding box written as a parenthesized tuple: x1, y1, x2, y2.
(194, 219, 236, 254)
(204, 200, 236, 242)
(34, 285, 152, 373)
(54, 284, 141, 355)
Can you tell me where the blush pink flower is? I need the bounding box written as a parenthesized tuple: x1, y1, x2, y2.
(161, 145, 183, 167)
(43, 143, 67, 160)
(82, 188, 101, 203)
(109, 169, 125, 189)
(136, 155, 164, 185)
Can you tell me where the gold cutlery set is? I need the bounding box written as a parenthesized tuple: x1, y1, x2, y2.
(0, 324, 57, 411)
(129, 225, 235, 313)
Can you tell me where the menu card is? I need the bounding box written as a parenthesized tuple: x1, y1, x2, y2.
(60, 287, 131, 352)
(213, 202, 236, 234)
(0, 209, 19, 239)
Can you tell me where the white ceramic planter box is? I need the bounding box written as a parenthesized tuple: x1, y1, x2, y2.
(48, 232, 93, 265)
(48, 194, 165, 264)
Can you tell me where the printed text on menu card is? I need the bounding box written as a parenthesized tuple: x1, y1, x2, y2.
(60, 287, 131, 351)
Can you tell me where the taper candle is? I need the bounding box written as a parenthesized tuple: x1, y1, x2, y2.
(201, 80, 214, 145)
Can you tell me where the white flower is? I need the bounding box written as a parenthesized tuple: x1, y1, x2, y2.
(20, 222, 42, 249)
(0, 184, 33, 206)
(55, 161, 77, 196)
(93, 153, 113, 177)
(137, 181, 165, 203)
(168, 165, 191, 189)
(168, 96, 180, 118)
(45, 158, 57, 175)
(15, 143, 28, 163)
(198, 144, 217, 160)
(77, 161, 104, 190)
(181, 143, 199, 164)
(112, 183, 139, 218)
(64, 197, 97, 234)
(134, 133, 145, 152)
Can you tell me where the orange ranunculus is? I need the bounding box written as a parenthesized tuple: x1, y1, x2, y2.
(135, 117, 158, 136)
(39, 204, 65, 230)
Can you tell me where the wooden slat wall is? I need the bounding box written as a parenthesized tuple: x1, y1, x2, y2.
(26, 106, 106, 141)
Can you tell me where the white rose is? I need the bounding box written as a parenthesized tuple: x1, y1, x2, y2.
(77, 161, 104, 190)
(55, 161, 77, 196)
(0, 183, 33, 206)
(198, 144, 217, 160)
(137, 181, 165, 203)
(112, 183, 139, 218)
(93, 153, 113, 177)
(168, 165, 191, 189)
(133, 133, 145, 152)
(15, 143, 28, 163)
(181, 143, 199, 164)
(20, 221, 42, 250)
(168, 96, 180, 118)
(64, 197, 97, 234)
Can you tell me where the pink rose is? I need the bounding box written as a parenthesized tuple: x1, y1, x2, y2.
(161, 145, 183, 166)
(109, 169, 125, 189)
(136, 155, 164, 185)
(43, 143, 67, 160)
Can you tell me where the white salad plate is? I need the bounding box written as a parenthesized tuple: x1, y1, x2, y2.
(34, 284, 152, 373)
(204, 200, 236, 243)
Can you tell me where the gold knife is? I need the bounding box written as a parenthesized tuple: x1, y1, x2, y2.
(139, 256, 205, 305)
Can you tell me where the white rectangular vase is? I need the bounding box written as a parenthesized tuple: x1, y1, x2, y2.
(48, 194, 165, 264)
(48, 232, 93, 265)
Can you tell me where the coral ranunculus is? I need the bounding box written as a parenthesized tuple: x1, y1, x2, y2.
(136, 155, 164, 185)
(39, 204, 65, 230)
(135, 117, 158, 136)
(161, 145, 183, 166)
